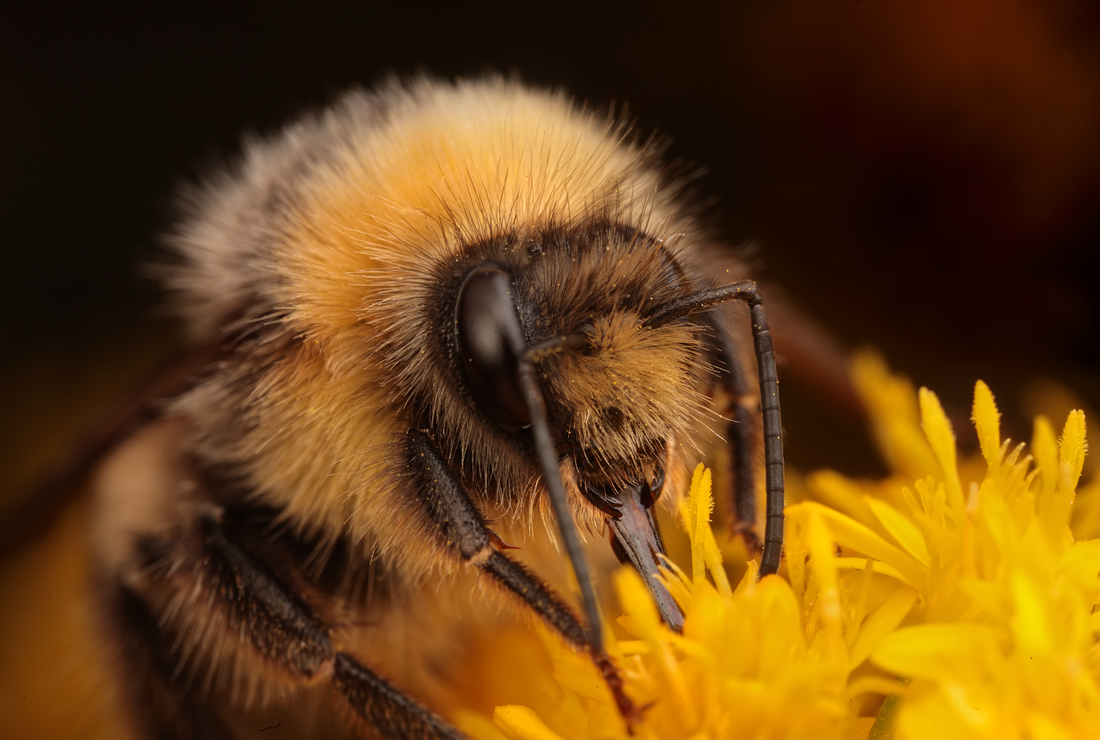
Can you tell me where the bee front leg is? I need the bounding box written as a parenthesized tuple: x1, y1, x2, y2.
(106, 505, 468, 740)
(405, 429, 637, 725)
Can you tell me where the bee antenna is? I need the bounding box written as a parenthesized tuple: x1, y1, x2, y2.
(515, 333, 607, 652)
(645, 281, 785, 577)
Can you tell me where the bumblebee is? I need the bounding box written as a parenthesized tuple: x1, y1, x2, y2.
(9, 76, 785, 739)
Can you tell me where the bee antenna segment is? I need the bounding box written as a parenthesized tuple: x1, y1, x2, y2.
(645, 281, 785, 577)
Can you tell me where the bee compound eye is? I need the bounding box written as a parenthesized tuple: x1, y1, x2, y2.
(455, 267, 532, 429)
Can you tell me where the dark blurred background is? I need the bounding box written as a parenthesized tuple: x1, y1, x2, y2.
(4, 0, 1100, 493)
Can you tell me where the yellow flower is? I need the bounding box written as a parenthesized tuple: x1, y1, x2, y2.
(459, 466, 882, 740)
(801, 355, 1100, 739)
(456, 355, 1100, 740)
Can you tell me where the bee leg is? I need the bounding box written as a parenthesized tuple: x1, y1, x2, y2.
(406, 429, 638, 726)
(703, 313, 762, 553)
(113, 507, 469, 740)
(644, 281, 784, 575)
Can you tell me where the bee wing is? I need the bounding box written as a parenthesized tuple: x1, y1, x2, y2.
(0, 339, 225, 557)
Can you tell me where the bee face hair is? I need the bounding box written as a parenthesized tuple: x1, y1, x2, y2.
(73, 75, 785, 738)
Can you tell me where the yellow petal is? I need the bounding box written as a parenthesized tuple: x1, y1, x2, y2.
(1024, 714, 1076, 740)
(614, 568, 697, 731)
(808, 469, 879, 529)
(684, 465, 732, 597)
(972, 380, 1002, 472)
(833, 557, 908, 584)
(1057, 540, 1100, 603)
(1010, 572, 1052, 657)
(892, 682, 982, 738)
(792, 502, 926, 587)
(851, 352, 938, 478)
(873, 623, 999, 679)
(493, 706, 566, 740)
(1060, 410, 1087, 494)
(552, 652, 607, 702)
(848, 587, 919, 669)
(1071, 475, 1100, 541)
(806, 509, 847, 668)
(615, 640, 650, 655)
(919, 387, 964, 510)
(755, 575, 809, 681)
(687, 464, 709, 585)
(845, 559, 875, 647)
(866, 496, 930, 567)
(847, 676, 911, 701)
(616, 568, 661, 639)
(455, 710, 511, 740)
(658, 559, 693, 610)
(1034, 415, 1059, 496)
(702, 536, 732, 597)
(1088, 610, 1100, 637)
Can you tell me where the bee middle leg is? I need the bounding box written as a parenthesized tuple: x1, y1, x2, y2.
(405, 429, 635, 722)
(107, 505, 468, 740)
(703, 313, 763, 553)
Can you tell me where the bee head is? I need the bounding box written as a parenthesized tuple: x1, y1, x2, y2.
(453, 222, 706, 494)
(451, 221, 712, 631)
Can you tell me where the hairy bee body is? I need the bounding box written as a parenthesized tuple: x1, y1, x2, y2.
(80, 77, 765, 738)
